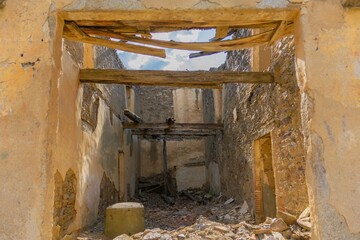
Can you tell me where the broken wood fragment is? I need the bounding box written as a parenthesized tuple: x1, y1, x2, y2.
(215, 27, 229, 40)
(161, 194, 175, 205)
(124, 109, 143, 123)
(81, 27, 293, 52)
(63, 22, 166, 58)
(189, 51, 223, 59)
(267, 20, 288, 47)
(182, 190, 196, 201)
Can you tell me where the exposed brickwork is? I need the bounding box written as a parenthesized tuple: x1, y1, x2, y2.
(53, 169, 77, 240)
(98, 172, 119, 219)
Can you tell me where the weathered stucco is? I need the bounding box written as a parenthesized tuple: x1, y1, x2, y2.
(49, 43, 127, 239)
(0, 1, 64, 239)
(295, 2, 360, 239)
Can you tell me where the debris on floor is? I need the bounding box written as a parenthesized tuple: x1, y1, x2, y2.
(114, 216, 311, 240)
(77, 190, 311, 240)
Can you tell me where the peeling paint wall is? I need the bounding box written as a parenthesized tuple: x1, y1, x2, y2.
(295, 3, 360, 239)
(49, 43, 126, 239)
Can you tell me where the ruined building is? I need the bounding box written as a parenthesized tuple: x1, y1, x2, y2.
(0, 1, 360, 240)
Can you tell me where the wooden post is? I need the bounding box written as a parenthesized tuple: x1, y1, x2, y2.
(162, 139, 168, 194)
(118, 151, 126, 201)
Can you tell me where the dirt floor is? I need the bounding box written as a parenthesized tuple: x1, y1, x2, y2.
(77, 190, 310, 240)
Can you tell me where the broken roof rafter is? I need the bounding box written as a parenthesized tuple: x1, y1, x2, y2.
(61, 8, 297, 58)
(63, 21, 294, 58)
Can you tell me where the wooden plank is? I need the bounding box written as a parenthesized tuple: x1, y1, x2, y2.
(80, 28, 281, 52)
(74, 20, 279, 30)
(60, 9, 298, 24)
(267, 20, 288, 47)
(215, 27, 229, 40)
(63, 23, 166, 58)
(66, 21, 88, 39)
(79, 69, 274, 87)
(124, 109, 143, 123)
(123, 122, 223, 130)
(189, 51, 223, 59)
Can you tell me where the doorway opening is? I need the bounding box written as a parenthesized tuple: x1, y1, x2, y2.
(254, 133, 276, 223)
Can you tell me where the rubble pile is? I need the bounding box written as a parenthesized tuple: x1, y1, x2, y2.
(114, 216, 309, 240)
(141, 190, 254, 230)
(77, 190, 311, 240)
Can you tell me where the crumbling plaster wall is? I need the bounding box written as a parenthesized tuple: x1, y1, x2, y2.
(295, 2, 360, 239)
(51, 43, 127, 239)
(0, 1, 66, 239)
(220, 30, 308, 217)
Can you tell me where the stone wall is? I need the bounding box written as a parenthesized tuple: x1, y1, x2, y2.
(134, 87, 207, 191)
(219, 30, 308, 217)
(295, 4, 360, 238)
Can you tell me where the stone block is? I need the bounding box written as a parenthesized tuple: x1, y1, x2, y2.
(105, 202, 145, 238)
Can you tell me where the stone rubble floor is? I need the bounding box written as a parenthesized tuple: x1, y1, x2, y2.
(77, 190, 311, 240)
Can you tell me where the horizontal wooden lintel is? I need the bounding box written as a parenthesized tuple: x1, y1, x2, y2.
(79, 69, 274, 87)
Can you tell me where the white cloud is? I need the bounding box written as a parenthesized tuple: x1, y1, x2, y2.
(118, 29, 226, 71)
(152, 32, 171, 41)
(127, 54, 154, 69)
(173, 30, 201, 42)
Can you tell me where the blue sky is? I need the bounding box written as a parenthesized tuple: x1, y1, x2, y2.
(117, 30, 227, 71)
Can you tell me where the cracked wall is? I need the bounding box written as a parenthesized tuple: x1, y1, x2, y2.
(295, 2, 360, 239)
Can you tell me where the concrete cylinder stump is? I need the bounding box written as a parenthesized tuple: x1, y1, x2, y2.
(104, 202, 145, 238)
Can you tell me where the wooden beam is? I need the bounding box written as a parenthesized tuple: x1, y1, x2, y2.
(63, 23, 166, 58)
(215, 27, 229, 40)
(131, 129, 220, 137)
(124, 109, 143, 123)
(123, 122, 223, 130)
(74, 20, 279, 30)
(127, 122, 222, 138)
(79, 69, 274, 87)
(79, 26, 293, 52)
(267, 21, 288, 47)
(60, 9, 298, 24)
